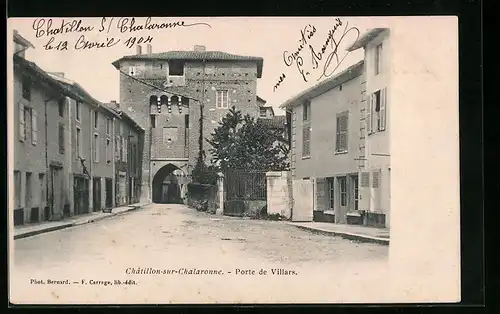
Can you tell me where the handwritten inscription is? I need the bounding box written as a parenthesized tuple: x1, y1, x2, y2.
(274, 18, 360, 91)
(31, 17, 211, 51)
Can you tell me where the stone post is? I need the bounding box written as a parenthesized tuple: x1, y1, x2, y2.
(266, 171, 292, 219)
(216, 172, 224, 215)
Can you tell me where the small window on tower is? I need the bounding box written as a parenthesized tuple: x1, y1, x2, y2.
(168, 61, 184, 76)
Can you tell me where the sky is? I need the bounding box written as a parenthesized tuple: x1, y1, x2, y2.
(8, 17, 394, 115)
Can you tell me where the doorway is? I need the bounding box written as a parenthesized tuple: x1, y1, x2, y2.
(105, 178, 113, 208)
(336, 176, 348, 224)
(152, 164, 182, 204)
(49, 166, 63, 220)
(93, 177, 101, 212)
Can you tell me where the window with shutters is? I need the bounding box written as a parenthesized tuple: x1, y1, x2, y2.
(93, 134, 99, 162)
(116, 136, 121, 160)
(361, 172, 370, 187)
(369, 89, 387, 134)
(22, 76, 31, 101)
(303, 101, 311, 121)
(336, 111, 349, 153)
(216, 90, 229, 109)
(58, 123, 65, 155)
(31, 108, 38, 145)
(372, 170, 380, 188)
(19, 102, 26, 142)
(302, 125, 311, 158)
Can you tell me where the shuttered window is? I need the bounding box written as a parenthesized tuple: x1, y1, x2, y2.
(372, 170, 380, 188)
(367, 95, 373, 134)
(380, 87, 387, 131)
(336, 111, 349, 152)
(19, 102, 25, 142)
(302, 125, 311, 157)
(31, 109, 37, 145)
(361, 172, 370, 187)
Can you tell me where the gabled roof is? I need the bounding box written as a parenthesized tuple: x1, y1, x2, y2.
(257, 95, 266, 104)
(346, 28, 390, 52)
(279, 60, 364, 109)
(112, 50, 264, 78)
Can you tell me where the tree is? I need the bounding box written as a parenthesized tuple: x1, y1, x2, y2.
(207, 106, 290, 172)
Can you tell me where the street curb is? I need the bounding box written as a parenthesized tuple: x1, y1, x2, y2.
(290, 224, 390, 246)
(14, 203, 150, 240)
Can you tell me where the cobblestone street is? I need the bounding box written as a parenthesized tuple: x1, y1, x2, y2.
(11, 203, 390, 304)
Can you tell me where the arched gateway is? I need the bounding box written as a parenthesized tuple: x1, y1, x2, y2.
(152, 163, 188, 204)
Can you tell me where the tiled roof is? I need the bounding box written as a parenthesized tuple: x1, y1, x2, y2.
(346, 28, 389, 52)
(279, 60, 364, 109)
(104, 103, 145, 132)
(257, 95, 266, 104)
(14, 55, 83, 102)
(258, 115, 286, 129)
(112, 50, 264, 78)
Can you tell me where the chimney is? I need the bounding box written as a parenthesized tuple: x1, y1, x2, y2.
(136, 45, 142, 55)
(147, 44, 152, 55)
(193, 45, 206, 52)
(110, 100, 119, 109)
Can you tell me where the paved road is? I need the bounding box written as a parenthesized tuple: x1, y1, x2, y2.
(11, 204, 390, 304)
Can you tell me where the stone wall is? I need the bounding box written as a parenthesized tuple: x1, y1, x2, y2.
(266, 171, 292, 219)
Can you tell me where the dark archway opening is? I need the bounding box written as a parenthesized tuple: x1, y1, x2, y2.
(152, 164, 183, 204)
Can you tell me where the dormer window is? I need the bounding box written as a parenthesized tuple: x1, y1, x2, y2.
(169, 61, 184, 76)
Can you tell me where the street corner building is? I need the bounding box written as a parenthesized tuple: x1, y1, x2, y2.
(280, 28, 391, 228)
(111, 43, 277, 204)
(11, 30, 144, 226)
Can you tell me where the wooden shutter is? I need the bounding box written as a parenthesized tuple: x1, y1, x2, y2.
(341, 114, 348, 151)
(359, 171, 370, 212)
(19, 102, 25, 142)
(366, 95, 373, 134)
(31, 109, 38, 145)
(372, 169, 381, 211)
(380, 88, 387, 131)
(335, 116, 340, 151)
